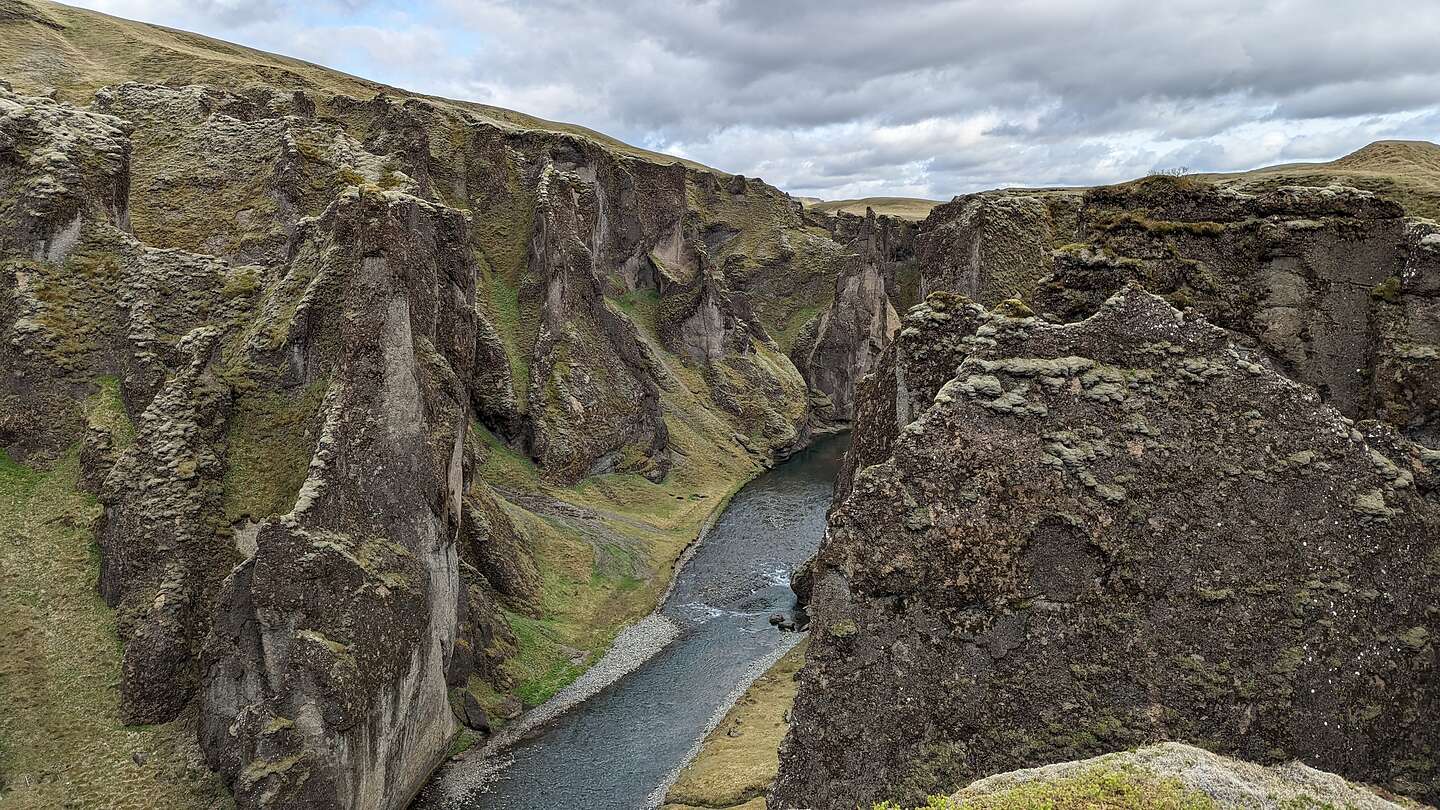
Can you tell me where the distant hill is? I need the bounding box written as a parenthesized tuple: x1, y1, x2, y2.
(1200, 140, 1440, 220)
(805, 196, 942, 221)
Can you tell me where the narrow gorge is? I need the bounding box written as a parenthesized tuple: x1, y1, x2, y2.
(2, 2, 1439, 810)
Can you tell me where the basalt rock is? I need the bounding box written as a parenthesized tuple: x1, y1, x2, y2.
(795, 208, 917, 419)
(915, 189, 1080, 304)
(524, 160, 671, 482)
(0, 84, 131, 458)
(198, 188, 476, 809)
(773, 286, 1440, 809)
(917, 177, 1440, 443)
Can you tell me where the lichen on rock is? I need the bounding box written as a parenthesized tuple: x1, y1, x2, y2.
(773, 286, 1440, 809)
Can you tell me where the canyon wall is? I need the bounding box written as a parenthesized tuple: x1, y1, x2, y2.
(775, 178, 1440, 808)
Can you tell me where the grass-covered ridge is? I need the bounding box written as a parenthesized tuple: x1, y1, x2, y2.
(0, 388, 226, 808)
(0, 0, 717, 173)
(1201, 140, 1440, 220)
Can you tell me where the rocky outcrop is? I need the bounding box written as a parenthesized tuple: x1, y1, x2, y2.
(795, 208, 917, 419)
(773, 287, 1440, 809)
(195, 189, 475, 809)
(915, 189, 1079, 304)
(917, 177, 1440, 443)
(523, 160, 671, 482)
(0, 83, 131, 457)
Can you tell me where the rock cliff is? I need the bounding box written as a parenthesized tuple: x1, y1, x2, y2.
(917, 177, 1440, 443)
(775, 286, 1440, 808)
(795, 207, 917, 419)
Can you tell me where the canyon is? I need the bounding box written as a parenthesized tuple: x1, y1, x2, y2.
(2, 2, 1439, 809)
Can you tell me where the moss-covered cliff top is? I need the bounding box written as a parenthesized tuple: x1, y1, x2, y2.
(0, 0, 718, 172)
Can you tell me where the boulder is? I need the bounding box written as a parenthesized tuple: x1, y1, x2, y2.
(930, 742, 1415, 810)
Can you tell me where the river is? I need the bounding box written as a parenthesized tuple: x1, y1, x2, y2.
(418, 434, 847, 810)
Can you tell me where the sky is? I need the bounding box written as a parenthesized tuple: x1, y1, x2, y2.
(67, 0, 1440, 201)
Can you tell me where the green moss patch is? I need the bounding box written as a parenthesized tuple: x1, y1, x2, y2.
(875, 765, 1217, 810)
(221, 380, 327, 523)
(0, 443, 227, 808)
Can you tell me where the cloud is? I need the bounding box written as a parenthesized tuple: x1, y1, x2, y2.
(64, 0, 1440, 199)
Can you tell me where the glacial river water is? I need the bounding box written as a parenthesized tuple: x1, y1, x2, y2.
(418, 434, 847, 810)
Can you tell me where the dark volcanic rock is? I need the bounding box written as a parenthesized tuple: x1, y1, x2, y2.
(795, 208, 916, 420)
(198, 188, 476, 808)
(0, 85, 131, 459)
(917, 177, 1440, 443)
(915, 189, 1080, 304)
(523, 160, 671, 483)
(772, 286, 1440, 809)
(456, 690, 491, 734)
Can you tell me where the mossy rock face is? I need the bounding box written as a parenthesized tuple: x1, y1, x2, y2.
(774, 287, 1440, 809)
(915, 190, 1083, 307)
(916, 175, 1440, 443)
(795, 208, 919, 419)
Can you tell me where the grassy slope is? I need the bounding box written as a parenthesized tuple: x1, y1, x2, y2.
(1200, 140, 1440, 220)
(0, 0, 715, 172)
(807, 196, 942, 221)
(0, 382, 227, 808)
(662, 641, 807, 810)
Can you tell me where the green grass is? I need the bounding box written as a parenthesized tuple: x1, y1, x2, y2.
(221, 380, 327, 523)
(0, 423, 227, 807)
(504, 612, 590, 706)
(471, 378, 765, 710)
(612, 288, 662, 337)
(874, 765, 1217, 810)
(772, 304, 824, 354)
(89, 376, 135, 448)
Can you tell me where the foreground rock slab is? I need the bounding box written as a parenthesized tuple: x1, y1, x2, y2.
(925, 742, 1416, 810)
(773, 287, 1440, 809)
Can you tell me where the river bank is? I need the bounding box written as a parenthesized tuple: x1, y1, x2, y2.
(418, 434, 848, 809)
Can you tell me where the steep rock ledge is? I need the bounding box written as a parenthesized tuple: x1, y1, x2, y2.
(917, 177, 1440, 443)
(197, 188, 477, 808)
(774, 288, 1440, 808)
(795, 208, 917, 420)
